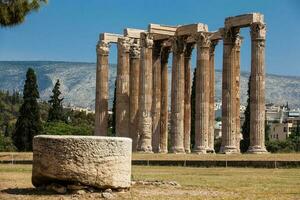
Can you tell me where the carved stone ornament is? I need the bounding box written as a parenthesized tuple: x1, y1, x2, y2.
(141, 33, 153, 48)
(185, 43, 195, 58)
(209, 40, 218, 55)
(119, 38, 131, 53)
(130, 39, 141, 58)
(96, 41, 110, 55)
(250, 22, 266, 40)
(171, 36, 186, 54)
(196, 32, 211, 48)
(223, 27, 240, 45)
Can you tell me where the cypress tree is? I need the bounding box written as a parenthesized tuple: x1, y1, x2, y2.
(111, 80, 117, 136)
(190, 68, 197, 148)
(241, 75, 251, 152)
(48, 79, 64, 122)
(13, 68, 42, 151)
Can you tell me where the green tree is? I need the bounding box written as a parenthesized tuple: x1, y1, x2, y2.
(13, 68, 42, 151)
(190, 68, 197, 148)
(241, 75, 251, 152)
(48, 79, 65, 122)
(0, 0, 47, 27)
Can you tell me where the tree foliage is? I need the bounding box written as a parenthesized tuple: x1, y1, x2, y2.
(48, 79, 65, 122)
(241, 75, 251, 152)
(190, 68, 196, 148)
(0, 0, 47, 27)
(12, 68, 42, 151)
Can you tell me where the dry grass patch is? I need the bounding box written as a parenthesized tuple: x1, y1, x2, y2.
(0, 164, 299, 199)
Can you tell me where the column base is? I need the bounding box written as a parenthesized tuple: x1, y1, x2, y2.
(137, 146, 153, 153)
(247, 145, 268, 154)
(185, 149, 191, 154)
(158, 149, 168, 154)
(170, 147, 186, 154)
(193, 146, 207, 154)
(220, 146, 239, 154)
(206, 148, 215, 154)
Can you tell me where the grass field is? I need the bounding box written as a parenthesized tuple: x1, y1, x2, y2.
(1, 152, 300, 161)
(0, 164, 299, 200)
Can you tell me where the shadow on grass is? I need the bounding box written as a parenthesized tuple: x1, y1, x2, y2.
(1, 188, 58, 196)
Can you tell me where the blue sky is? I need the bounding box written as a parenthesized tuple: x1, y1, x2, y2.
(0, 0, 299, 76)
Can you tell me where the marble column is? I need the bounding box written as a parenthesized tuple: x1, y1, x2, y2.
(183, 43, 194, 153)
(170, 36, 186, 153)
(137, 33, 153, 153)
(194, 33, 210, 154)
(208, 40, 218, 153)
(129, 39, 140, 151)
(116, 37, 130, 138)
(152, 41, 162, 153)
(221, 28, 239, 154)
(160, 44, 171, 153)
(234, 36, 242, 152)
(95, 40, 109, 136)
(248, 22, 268, 153)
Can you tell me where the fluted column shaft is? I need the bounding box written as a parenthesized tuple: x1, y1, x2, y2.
(208, 40, 218, 152)
(152, 41, 162, 153)
(116, 38, 130, 138)
(184, 44, 194, 153)
(234, 37, 242, 152)
(129, 40, 140, 151)
(137, 33, 153, 153)
(221, 28, 239, 154)
(194, 33, 210, 154)
(170, 36, 186, 153)
(248, 22, 268, 153)
(95, 41, 109, 136)
(160, 46, 170, 153)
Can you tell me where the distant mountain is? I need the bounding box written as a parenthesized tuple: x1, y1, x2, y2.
(0, 61, 299, 109)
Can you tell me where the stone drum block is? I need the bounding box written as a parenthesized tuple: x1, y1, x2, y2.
(32, 135, 132, 189)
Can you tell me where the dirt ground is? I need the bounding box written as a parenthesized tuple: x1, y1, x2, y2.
(0, 164, 300, 200)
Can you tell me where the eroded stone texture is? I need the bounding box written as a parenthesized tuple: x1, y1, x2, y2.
(95, 41, 110, 136)
(183, 43, 194, 153)
(32, 135, 132, 189)
(248, 22, 267, 154)
(170, 36, 186, 153)
(194, 33, 210, 154)
(116, 37, 131, 138)
(160, 44, 170, 153)
(220, 27, 239, 154)
(234, 36, 242, 152)
(137, 33, 153, 153)
(129, 39, 141, 151)
(152, 41, 162, 153)
(208, 40, 218, 153)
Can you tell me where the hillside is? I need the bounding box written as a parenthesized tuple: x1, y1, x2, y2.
(0, 61, 299, 109)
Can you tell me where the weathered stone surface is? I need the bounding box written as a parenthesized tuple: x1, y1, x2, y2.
(194, 32, 210, 154)
(248, 22, 267, 154)
(170, 36, 186, 153)
(116, 37, 131, 138)
(32, 135, 132, 189)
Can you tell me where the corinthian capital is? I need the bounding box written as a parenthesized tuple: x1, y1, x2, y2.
(118, 37, 131, 53)
(141, 32, 153, 49)
(209, 40, 218, 55)
(250, 22, 266, 40)
(195, 32, 211, 48)
(96, 41, 110, 55)
(222, 27, 240, 45)
(171, 36, 187, 54)
(130, 39, 141, 59)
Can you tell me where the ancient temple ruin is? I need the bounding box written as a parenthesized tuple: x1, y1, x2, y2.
(94, 13, 267, 154)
